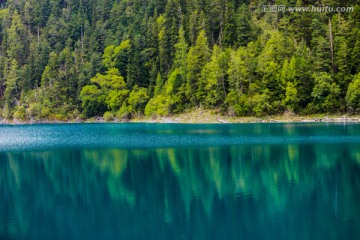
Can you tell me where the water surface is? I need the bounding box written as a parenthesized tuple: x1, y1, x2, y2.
(1, 123, 360, 239)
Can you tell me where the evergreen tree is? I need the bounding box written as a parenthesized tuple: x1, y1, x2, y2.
(165, 26, 188, 113)
(282, 82, 299, 112)
(186, 30, 210, 106)
(311, 72, 341, 113)
(346, 74, 360, 113)
(225, 47, 250, 116)
(6, 10, 27, 66)
(223, 0, 236, 47)
(4, 59, 19, 118)
(201, 45, 227, 107)
(258, 31, 293, 107)
(236, 4, 253, 47)
(313, 36, 332, 72)
(0, 0, 358, 119)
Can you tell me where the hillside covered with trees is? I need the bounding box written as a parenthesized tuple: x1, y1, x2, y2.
(0, 0, 360, 121)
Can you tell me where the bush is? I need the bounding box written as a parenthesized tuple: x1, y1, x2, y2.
(225, 92, 249, 116)
(116, 103, 130, 120)
(27, 103, 42, 120)
(346, 74, 360, 112)
(54, 113, 67, 121)
(13, 106, 27, 120)
(103, 111, 114, 121)
(145, 95, 170, 117)
(68, 109, 80, 120)
(3, 107, 12, 119)
(127, 86, 149, 115)
(41, 107, 51, 119)
(249, 92, 271, 117)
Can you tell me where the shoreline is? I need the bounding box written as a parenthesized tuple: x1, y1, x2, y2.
(1, 110, 359, 125)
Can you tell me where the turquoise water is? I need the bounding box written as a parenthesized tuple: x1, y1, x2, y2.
(1, 123, 360, 239)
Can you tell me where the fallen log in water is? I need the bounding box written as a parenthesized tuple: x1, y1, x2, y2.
(218, 119, 229, 123)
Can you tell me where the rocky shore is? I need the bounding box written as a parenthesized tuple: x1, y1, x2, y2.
(1, 110, 359, 125)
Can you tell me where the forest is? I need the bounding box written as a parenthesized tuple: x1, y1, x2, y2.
(0, 0, 360, 121)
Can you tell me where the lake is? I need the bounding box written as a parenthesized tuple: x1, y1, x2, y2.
(1, 123, 360, 240)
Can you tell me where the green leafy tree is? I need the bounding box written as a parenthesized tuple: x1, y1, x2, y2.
(127, 86, 150, 116)
(249, 91, 271, 117)
(145, 94, 170, 117)
(0, 0, 359, 120)
(80, 68, 128, 117)
(102, 40, 131, 72)
(311, 72, 341, 113)
(258, 31, 294, 107)
(346, 74, 360, 113)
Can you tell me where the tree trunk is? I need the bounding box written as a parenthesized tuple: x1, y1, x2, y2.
(329, 18, 334, 73)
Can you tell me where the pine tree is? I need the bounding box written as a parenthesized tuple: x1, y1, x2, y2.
(334, 36, 351, 96)
(223, 0, 236, 47)
(165, 26, 188, 113)
(227, 47, 249, 95)
(0, 0, 359, 119)
(236, 4, 253, 47)
(201, 45, 227, 108)
(258, 31, 293, 105)
(282, 82, 299, 112)
(41, 52, 59, 88)
(6, 10, 27, 66)
(186, 30, 210, 106)
(293, 42, 313, 111)
(4, 59, 19, 117)
(312, 36, 332, 73)
(173, 26, 188, 72)
(164, 0, 181, 60)
(311, 72, 341, 113)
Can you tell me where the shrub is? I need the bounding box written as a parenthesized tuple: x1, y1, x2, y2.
(13, 106, 27, 120)
(127, 86, 149, 115)
(346, 74, 360, 112)
(27, 103, 42, 120)
(104, 111, 114, 121)
(145, 95, 170, 117)
(116, 103, 130, 120)
(54, 113, 67, 121)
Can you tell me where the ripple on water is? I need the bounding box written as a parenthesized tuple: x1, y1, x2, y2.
(1, 123, 360, 152)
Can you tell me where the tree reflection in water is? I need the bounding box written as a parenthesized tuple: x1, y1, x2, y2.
(1, 142, 360, 240)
